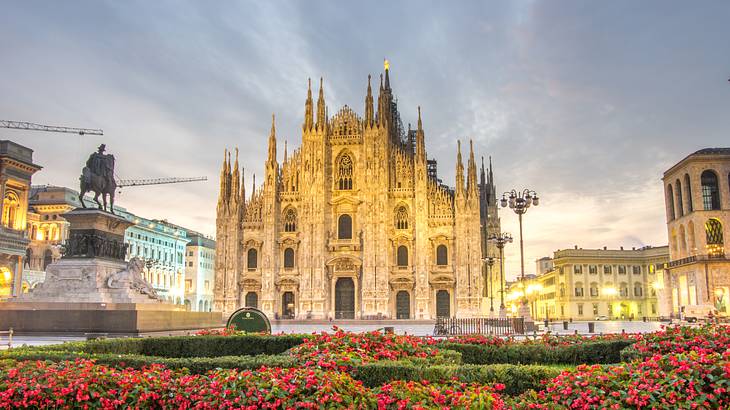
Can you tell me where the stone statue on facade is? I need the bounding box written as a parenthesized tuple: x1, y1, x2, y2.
(80, 144, 117, 213)
(106, 257, 160, 300)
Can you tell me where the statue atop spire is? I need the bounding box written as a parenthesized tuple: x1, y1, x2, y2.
(384, 58, 391, 90)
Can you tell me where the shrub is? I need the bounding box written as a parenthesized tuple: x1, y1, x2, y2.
(508, 351, 730, 409)
(353, 361, 561, 395)
(443, 339, 634, 365)
(621, 324, 730, 361)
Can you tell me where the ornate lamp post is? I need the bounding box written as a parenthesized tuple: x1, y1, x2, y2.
(481, 256, 496, 315)
(488, 232, 512, 317)
(501, 189, 539, 319)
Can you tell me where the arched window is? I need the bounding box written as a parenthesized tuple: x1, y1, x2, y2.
(685, 174, 693, 212)
(338, 214, 352, 239)
(436, 245, 448, 265)
(705, 219, 724, 256)
(634, 282, 643, 297)
(619, 282, 628, 297)
(701, 170, 721, 210)
(666, 184, 675, 220)
(397, 245, 408, 267)
(675, 179, 684, 217)
(283, 248, 295, 268)
(574, 282, 584, 297)
(688, 221, 696, 252)
(247, 248, 258, 270)
(283, 208, 297, 232)
(395, 206, 408, 230)
(2, 191, 20, 229)
(337, 153, 353, 190)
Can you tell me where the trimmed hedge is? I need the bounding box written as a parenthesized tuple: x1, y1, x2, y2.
(353, 361, 563, 395)
(1, 349, 296, 373)
(442, 340, 635, 365)
(27, 334, 308, 358)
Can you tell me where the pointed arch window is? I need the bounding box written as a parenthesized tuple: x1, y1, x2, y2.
(2, 191, 20, 229)
(701, 170, 721, 210)
(338, 214, 352, 240)
(337, 154, 354, 190)
(395, 206, 408, 230)
(666, 184, 675, 220)
(436, 245, 448, 266)
(247, 248, 258, 270)
(397, 245, 409, 267)
(284, 208, 297, 232)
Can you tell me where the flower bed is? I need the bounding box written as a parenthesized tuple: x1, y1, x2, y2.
(622, 324, 730, 360)
(288, 327, 453, 371)
(509, 351, 730, 409)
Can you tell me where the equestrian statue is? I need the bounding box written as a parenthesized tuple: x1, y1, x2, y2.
(80, 144, 117, 213)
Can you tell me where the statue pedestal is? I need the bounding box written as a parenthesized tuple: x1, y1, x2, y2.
(1, 209, 222, 334)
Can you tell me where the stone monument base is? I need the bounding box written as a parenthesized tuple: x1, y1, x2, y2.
(0, 302, 223, 335)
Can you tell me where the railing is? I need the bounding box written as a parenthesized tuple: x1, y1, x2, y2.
(0, 328, 13, 349)
(669, 254, 727, 268)
(433, 317, 525, 336)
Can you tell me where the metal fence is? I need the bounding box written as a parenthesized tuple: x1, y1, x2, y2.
(433, 317, 525, 336)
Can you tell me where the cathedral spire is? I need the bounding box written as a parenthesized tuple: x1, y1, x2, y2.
(416, 106, 426, 163)
(251, 173, 256, 199)
(384, 59, 391, 90)
(316, 77, 326, 130)
(456, 140, 465, 198)
(240, 167, 246, 206)
(365, 74, 374, 127)
(267, 114, 277, 165)
(304, 78, 313, 131)
(232, 147, 240, 200)
(218, 148, 229, 204)
(283, 140, 288, 163)
(467, 139, 478, 197)
(488, 156, 496, 206)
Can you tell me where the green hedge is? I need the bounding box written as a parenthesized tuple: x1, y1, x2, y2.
(353, 361, 563, 395)
(1, 349, 296, 373)
(442, 340, 635, 365)
(25, 334, 309, 358)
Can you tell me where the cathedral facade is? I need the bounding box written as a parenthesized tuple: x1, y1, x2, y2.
(214, 66, 501, 319)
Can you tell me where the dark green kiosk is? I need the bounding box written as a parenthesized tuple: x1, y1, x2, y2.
(227, 307, 271, 334)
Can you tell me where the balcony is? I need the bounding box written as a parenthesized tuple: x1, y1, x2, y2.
(668, 253, 727, 268)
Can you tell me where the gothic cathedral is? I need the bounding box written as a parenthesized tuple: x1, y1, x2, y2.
(214, 65, 502, 319)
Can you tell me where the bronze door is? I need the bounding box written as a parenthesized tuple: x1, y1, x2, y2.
(396, 291, 410, 319)
(335, 277, 355, 319)
(436, 290, 450, 318)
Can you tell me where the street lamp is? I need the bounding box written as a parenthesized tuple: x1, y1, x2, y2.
(488, 232, 512, 317)
(501, 189, 539, 319)
(481, 256, 496, 315)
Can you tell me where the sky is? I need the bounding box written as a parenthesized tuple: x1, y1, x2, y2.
(2, 1, 729, 280)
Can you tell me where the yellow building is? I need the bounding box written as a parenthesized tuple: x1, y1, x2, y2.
(215, 65, 503, 319)
(663, 148, 730, 318)
(513, 246, 668, 321)
(0, 141, 42, 299)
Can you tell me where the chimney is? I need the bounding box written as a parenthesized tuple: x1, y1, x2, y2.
(620, 246, 624, 250)
(574, 245, 578, 249)
(603, 246, 607, 250)
(632, 246, 636, 250)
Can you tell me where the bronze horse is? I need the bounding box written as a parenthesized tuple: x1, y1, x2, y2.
(79, 144, 116, 214)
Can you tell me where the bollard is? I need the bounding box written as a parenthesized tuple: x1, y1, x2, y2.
(563, 321, 569, 330)
(574, 329, 578, 335)
(587, 322, 595, 333)
(642, 316, 647, 322)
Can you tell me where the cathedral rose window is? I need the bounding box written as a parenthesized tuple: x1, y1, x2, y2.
(284, 208, 297, 232)
(395, 206, 408, 230)
(337, 154, 353, 190)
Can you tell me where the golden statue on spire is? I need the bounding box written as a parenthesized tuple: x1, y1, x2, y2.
(384, 58, 390, 71)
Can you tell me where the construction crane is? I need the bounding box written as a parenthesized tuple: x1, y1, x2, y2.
(1, 120, 103, 136)
(116, 176, 207, 188)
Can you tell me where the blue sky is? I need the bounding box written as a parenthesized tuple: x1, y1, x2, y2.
(2, 1, 729, 279)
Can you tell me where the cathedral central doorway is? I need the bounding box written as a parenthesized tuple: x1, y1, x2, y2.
(396, 291, 410, 319)
(281, 292, 295, 319)
(436, 290, 450, 318)
(335, 277, 355, 319)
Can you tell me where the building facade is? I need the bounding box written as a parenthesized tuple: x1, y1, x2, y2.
(515, 246, 668, 321)
(663, 148, 730, 318)
(122, 215, 189, 304)
(215, 66, 502, 319)
(0, 141, 41, 299)
(184, 233, 215, 312)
